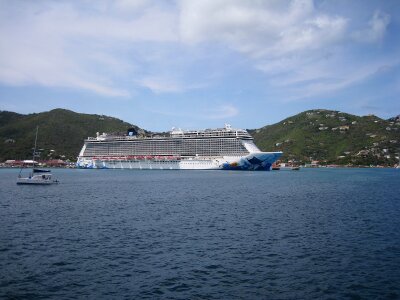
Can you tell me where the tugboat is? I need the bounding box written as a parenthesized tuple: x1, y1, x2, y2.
(16, 126, 59, 185)
(272, 161, 301, 171)
(271, 162, 280, 170)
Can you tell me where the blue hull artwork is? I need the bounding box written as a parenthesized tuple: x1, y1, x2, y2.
(222, 152, 283, 171)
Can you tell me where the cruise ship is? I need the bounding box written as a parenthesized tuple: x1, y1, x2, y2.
(77, 124, 282, 170)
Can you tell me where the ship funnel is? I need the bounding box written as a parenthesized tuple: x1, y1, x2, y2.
(127, 128, 138, 136)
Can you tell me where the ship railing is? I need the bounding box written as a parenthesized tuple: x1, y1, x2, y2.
(91, 155, 182, 161)
(86, 136, 141, 141)
(171, 134, 253, 139)
(86, 132, 253, 141)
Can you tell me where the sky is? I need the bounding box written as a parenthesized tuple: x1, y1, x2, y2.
(0, 0, 399, 131)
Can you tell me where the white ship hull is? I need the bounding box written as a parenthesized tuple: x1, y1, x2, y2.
(77, 152, 282, 171)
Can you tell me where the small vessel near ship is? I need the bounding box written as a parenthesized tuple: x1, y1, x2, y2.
(272, 162, 300, 171)
(279, 162, 300, 171)
(77, 124, 282, 171)
(16, 126, 59, 185)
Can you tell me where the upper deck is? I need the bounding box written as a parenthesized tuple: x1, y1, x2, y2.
(81, 124, 260, 157)
(86, 124, 253, 142)
(170, 124, 252, 139)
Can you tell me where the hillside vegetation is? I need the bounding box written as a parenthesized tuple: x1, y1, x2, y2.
(1, 108, 399, 166)
(249, 109, 400, 166)
(0, 109, 141, 161)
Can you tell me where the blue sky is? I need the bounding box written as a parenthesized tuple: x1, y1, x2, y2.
(0, 0, 399, 131)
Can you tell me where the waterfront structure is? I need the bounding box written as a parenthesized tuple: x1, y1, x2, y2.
(77, 124, 282, 170)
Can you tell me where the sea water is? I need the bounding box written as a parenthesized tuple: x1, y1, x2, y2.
(0, 168, 399, 299)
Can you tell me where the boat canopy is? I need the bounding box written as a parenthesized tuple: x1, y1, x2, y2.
(33, 168, 51, 173)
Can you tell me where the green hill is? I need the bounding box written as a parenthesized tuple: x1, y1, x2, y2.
(0, 109, 142, 161)
(249, 109, 400, 166)
(1, 108, 399, 166)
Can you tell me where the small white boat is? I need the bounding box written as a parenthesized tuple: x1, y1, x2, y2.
(17, 169, 59, 185)
(16, 126, 59, 185)
(277, 163, 301, 171)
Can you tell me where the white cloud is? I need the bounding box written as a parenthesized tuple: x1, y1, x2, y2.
(143, 103, 239, 121)
(0, 0, 395, 103)
(179, 0, 347, 57)
(136, 75, 208, 94)
(283, 58, 400, 101)
(137, 77, 184, 93)
(353, 10, 390, 43)
(178, 0, 396, 102)
(112, 0, 153, 12)
(205, 104, 239, 119)
(0, 1, 178, 97)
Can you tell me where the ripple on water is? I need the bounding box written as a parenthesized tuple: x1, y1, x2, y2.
(0, 168, 399, 299)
